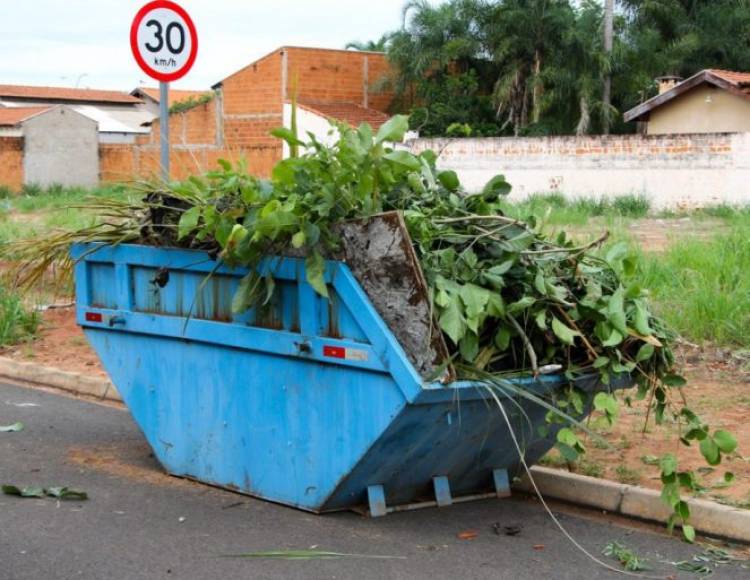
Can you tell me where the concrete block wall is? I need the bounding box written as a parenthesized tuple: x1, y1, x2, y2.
(407, 132, 750, 208)
(23, 107, 99, 188)
(0, 137, 24, 192)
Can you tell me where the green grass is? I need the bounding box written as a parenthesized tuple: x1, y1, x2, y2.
(0, 184, 127, 246)
(0, 284, 40, 346)
(10, 183, 125, 213)
(501, 193, 651, 225)
(637, 226, 750, 347)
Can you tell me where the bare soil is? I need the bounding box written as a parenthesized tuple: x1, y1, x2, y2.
(550, 347, 750, 507)
(568, 217, 729, 252)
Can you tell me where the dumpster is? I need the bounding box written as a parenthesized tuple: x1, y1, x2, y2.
(72, 220, 630, 516)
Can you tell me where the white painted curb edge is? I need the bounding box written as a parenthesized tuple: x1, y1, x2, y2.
(515, 466, 750, 543)
(0, 356, 747, 542)
(0, 356, 121, 402)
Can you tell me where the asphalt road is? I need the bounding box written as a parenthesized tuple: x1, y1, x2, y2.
(0, 381, 746, 580)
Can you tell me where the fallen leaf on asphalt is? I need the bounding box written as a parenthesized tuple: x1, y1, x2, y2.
(2, 485, 45, 498)
(46, 487, 88, 500)
(457, 530, 478, 540)
(0, 422, 24, 432)
(533, 544, 545, 551)
(2, 485, 87, 500)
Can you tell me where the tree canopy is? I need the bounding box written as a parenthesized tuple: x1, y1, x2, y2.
(351, 0, 750, 137)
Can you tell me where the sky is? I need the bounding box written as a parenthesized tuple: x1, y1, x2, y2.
(0, 0, 410, 91)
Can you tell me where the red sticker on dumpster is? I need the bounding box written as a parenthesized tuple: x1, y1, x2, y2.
(85, 312, 103, 323)
(323, 346, 368, 362)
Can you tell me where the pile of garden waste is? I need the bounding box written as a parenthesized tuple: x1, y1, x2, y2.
(9, 115, 737, 540)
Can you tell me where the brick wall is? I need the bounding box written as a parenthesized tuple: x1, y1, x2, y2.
(407, 132, 750, 208)
(286, 48, 393, 112)
(222, 51, 283, 116)
(100, 144, 281, 183)
(0, 137, 24, 192)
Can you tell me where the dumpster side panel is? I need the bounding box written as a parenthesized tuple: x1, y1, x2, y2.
(84, 328, 407, 511)
(323, 375, 631, 511)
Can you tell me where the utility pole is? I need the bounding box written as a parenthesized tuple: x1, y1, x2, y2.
(602, 0, 614, 135)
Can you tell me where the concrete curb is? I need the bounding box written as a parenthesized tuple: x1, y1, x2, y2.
(1, 356, 746, 542)
(515, 466, 750, 543)
(0, 356, 121, 402)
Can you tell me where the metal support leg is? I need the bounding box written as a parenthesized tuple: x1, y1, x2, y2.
(367, 484, 387, 517)
(493, 468, 511, 498)
(432, 475, 453, 507)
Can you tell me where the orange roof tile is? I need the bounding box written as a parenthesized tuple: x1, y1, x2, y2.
(298, 100, 391, 130)
(0, 84, 140, 104)
(0, 106, 52, 127)
(708, 69, 750, 86)
(135, 87, 211, 107)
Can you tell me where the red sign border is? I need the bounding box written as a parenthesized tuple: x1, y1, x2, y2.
(130, 0, 198, 82)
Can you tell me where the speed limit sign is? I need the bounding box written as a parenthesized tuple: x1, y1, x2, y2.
(130, 0, 198, 82)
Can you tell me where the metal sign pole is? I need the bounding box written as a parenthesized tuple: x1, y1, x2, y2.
(159, 81, 170, 181)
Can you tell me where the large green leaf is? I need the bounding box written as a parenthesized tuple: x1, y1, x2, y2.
(459, 283, 490, 319)
(633, 301, 653, 336)
(177, 206, 200, 240)
(383, 150, 422, 170)
(607, 286, 627, 334)
(270, 127, 306, 147)
(439, 298, 467, 344)
(481, 175, 512, 197)
(699, 437, 721, 465)
(552, 317, 579, 346)
(437, 170, 460, 192)
(713, 430, 737, 454)
(305, 251, 329, 298)
(374, 115, 409, 144)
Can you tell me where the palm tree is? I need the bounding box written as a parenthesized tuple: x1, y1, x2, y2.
(485, 0, 575, 134)
(345, 34, 392, 52)
(602, 0, 615, 134)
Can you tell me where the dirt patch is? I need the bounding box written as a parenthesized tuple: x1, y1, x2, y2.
(624, 218, 729, 252)
(67, 441, 206, 490)
(566, 217, 729, 252)
(0, 306, 106, 376)
(546, 348, 750, 508)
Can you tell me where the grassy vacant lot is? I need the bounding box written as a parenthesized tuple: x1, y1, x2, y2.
(503, 193, 750, 350)
(0, 183, 130, 245)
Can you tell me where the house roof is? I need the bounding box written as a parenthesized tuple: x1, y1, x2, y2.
(131, 87, 211, 107)
(0, 84, 140, 105)
(298, 100, 391, 130)
(624, 69, 750, 122)
(0, 106, 52, 127)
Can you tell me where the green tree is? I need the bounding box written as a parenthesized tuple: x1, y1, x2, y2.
(345, 34, 392, 52)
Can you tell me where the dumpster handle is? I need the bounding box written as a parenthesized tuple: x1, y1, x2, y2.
(295, 341, 312, 355)
(108, 316, 126, 328)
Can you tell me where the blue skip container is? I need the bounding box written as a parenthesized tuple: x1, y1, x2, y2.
(72, 238, 626, 516)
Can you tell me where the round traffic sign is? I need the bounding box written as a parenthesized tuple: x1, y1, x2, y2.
(130, 0, 198, 82)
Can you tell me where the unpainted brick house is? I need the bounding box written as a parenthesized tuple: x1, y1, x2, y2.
(102, 46, 395, 183)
